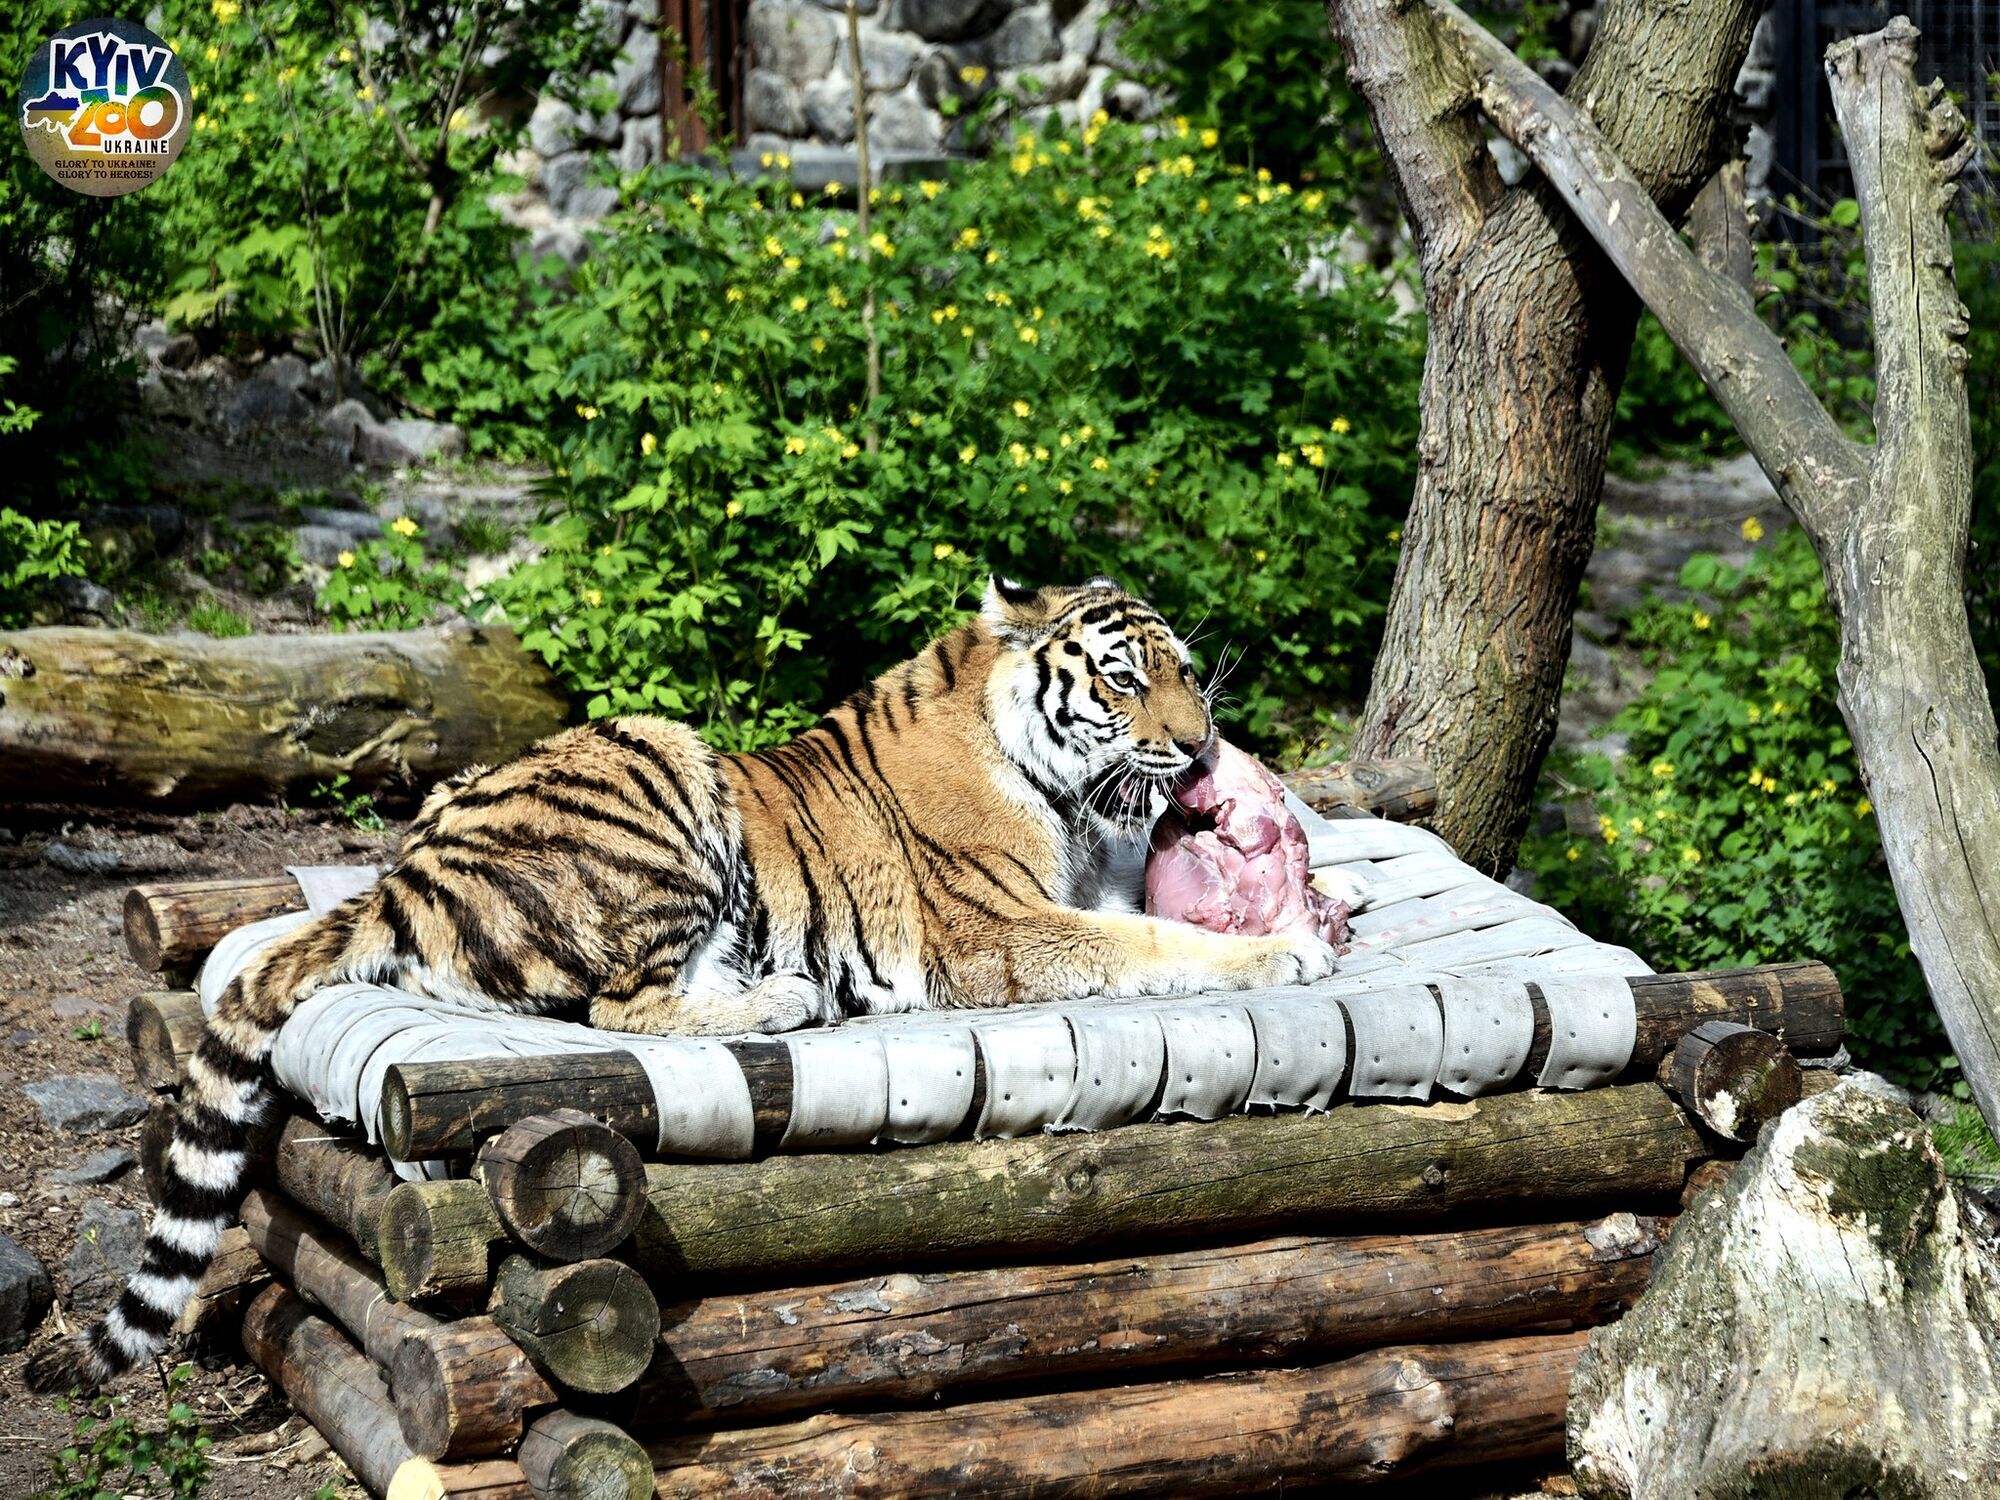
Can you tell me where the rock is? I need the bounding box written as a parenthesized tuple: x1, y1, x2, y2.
(901, 0, 995, 44)
(1058, 0, 1116, 62)
(159, 331, 201, 370)
(23, 1073, 150, 1134)
(322, 398, 418, 469)
(299, 506, 383, 540)
(0, 1235, 53, 1354)
(867, 86, 943, 152)
(380, 417, 467, 464)
(52, 1148, 137, 1186)
(1570, 1081, 2000, 1497)
(586, 0, 631, 47)
(41, 841, 120, 876)
(1108, 77, 1158, 121)
(1001, 50, 1087, 103)
(527, 95, 617, 157)
(613, 26, 661, 114)
(803, 75, 856, 143)
(50, 997, 111, 1021)
(543, 151, 620, 220)
(253, 352, 310, 393)
(49, 577, 117, 624)
(987, 5, 1058, 66)
(526, 223, 590, 270)
(63, 1199, 146, 1316)
(915, 44, 989, 110)
(748, 1, 840, 83)
(746, 67, 807, 135)
(134, 319, 171, 362)
(618, 114, 661, 172)
(808, 0, 877, 11)
(858, 30, 920, 91)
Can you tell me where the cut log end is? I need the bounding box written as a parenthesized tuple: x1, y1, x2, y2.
(518, 1411, 653, 1500)
(1663, 1019, 1802, 1142)
(488, 1255, 660, 1396)
(476, 1110, 647, 1262)
(392, 1315, 558, 1461)
(380, 1179, 504, 1304)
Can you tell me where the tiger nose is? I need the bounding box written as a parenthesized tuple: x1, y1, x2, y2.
(1175, 732, 1215, 764)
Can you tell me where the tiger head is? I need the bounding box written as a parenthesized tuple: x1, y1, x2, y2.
(980, 575, 1214, 832)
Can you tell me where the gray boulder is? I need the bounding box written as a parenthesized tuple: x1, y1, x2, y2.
(526, 223, 590, 271)
(867, 86, 943, 152)
(0, 1235, 52, 1353)
(63, 1199, 146, 1315)
(748, 1, 839, 83)
(901, 0, 995, 43)
(381, 417, 467, 464)
(746, 68, 807, 135)
(543, 152, 620, 220)
(916, 43, 989, 110)
(619, 114, 662, 172)
(987, 5, 1058, 67)
(23, 1074, 150, 1134)
(614, 27, 661, 114)
(859, 31, 921, 92)
(52, 1148, 137, 1186)
(803, 75, 856, 143)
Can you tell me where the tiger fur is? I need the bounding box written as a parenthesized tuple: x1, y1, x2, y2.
(28, 576, 1338, 1390)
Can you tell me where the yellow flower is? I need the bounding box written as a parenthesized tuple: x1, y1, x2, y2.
(338, 45, 353, 62)
(1276, 452, 1294, 469)
(842, 442, 861, 459)
(1303, 190, 1325, 213)
(1748, 769, 1765, 788)
(641, 432, 657, 456)
(211, 0, 240, 18)
(1628, 817, 1645, 834)
(1058, 480, 1073, 495)
(828, 287, 848, 308)
(920, 179, 943, 199)
(1090, 455, 1109, 472)
(1256, 167, 1272, 183)
(1134, 166, 1154, 187)
(959, 445, 978, 464)
(1388, 529, 1402, 543)
(391, 516, 419, 538)
(811, 337, 827, 353)
(958, 227, 981, 249)
(1059, 432, 1072, 448)
(764, 236, 784, 258)
(1821, 778, 1838, 794)
(726, 287, 744, 303)
(791, 295, 809, 312)
(1651, 760, 1674, 778)
(1033, 445, 1049, 462)
(1018, 326, 1039, 345)
(784, 435, 808, 455)
(1693, 610, 1712, 630)
(959, 64, 988, 86)
(1079, 424, 1095, 441)
(1566, 846, 1580, 862)
(1331, 415, 1351, 436)
(725, 500, 743, 518)
(868, 231, 895, 258)
(1856, 797, 1873, 817)
(1742, 516, 1765, 543)
(1784, 791, 1802, 807)
(1746, 703, 1761, 722)
(1173, 115, 1190, 138)
(1196, 197, 1209, 215)
(1682, 847, 1702, 865)
(1254, 549, 1268, 563)
(1095, 225, 1113, 240)
(1236, 193, 1254, 208)
(1200, 127, 1219, 148)
(337, 550, 356, 569)
(961, 324, 975, 338)
(908, 413, 925, 427)
(1012, 399, 1031, 418)
(356, 84, 372, 101)
(784, 256, 802, 271)
(1090, 108, 1110, 128)
(790, 192, 804, 209)
(933, 542, 956, 561)
(1015, 482, 1029, 494)
(204, 44, 220, 62)
(687, 191, 706, 211)
(987, 289, 1013, 307)
(985, 249, 1001, 264)
(1770, 699, 1787, 716)
(1603, 826, 1618, 844)
(1010, 442, 1029, 467)
(942, 304, 959, 320)
(1300, 443, 1327, 468)
(583, 588, 603, 608)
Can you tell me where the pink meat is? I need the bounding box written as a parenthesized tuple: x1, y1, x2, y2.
(1145, 740, 1351, 950)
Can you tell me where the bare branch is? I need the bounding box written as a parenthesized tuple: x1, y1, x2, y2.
(1423, 0, 1870, 546)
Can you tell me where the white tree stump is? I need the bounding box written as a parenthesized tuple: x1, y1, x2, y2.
(1568, 1079, 2000, 1496)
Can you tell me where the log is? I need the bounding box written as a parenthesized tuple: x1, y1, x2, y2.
(240, 1283, 415, 1497)
(382, 1053, 660, 1163)
(487, 1254, 661, 1395)
(124, 876, 307, 973)
(0, 623, 568, 809)
(476, 1111, 647, 1262)
(127, 988, 204, 1089)
(649, 1332, 1587, 1497)
(630, 1083, 1706, 1283)
(629, 1213, 1663, 1424)
(383, 963, 1840, 1160)
(274, 1113, 400, 1262)
(1661, 1019, 1801, 1143)
(1569, 1080, 2000, 1496)
(517, 1412, 654, 1500)
(393, 1317, 562, 1461)
(380, 1178, 507, 1302)
(178, 1225, 268, 1333)
(238, 1188, 435, 1364)
(389, 1460, 532, 1500)
(1278, 759, 1437, 821)
(139, 1099, 176, 1204)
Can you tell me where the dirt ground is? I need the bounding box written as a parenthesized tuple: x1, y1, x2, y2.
(0, 800, 401, 1500)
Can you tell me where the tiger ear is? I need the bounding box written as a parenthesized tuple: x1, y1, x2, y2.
(981, 574, 1049, 645)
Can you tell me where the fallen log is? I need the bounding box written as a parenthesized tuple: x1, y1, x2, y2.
(476, 1111, 647, 1262)
(389, 1459, 533, 1500)
(629, 1083, 1705, 1283)
(273, 1113, 400, 1263)
(380, 964, 1838, 1161)
(178, 1225, 268, 1333)
(648, 1332, 1586, 1497)
(517, 1412, 654, 1500)
(1279, 758, 1437, 821)
(1569, 1079, 2000, 1496)
(124, 878, 309, 974)
(629, 1213, 1663, 1424)
(240, 1283, 415, 1497)
(127, 989, 203, 1088)
(239, 1188, 435, 1365)
(487, 1254, 661, 1396)
(380, 1178, 508, 1302)
(0, 623, 568, 809)
(1661, 1020, 1801, 1143)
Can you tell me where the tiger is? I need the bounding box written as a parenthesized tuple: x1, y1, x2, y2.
(29, 575, 1340, 1391)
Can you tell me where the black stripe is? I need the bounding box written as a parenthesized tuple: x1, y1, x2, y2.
(399, 861, 527, 996)
(113, 1287, 176, 1338)
(783, 825, 829, 982)
(378, 884, 421, 957)
(139, 1238, 212, 1281)
(192, 1032, 264, 1085)
(932, 637, 957, 691)
(431, 854, 598, 991)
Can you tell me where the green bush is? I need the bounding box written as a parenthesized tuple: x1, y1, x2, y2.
(0, 505, 90, 627)
(45, 1365, 210, 1499)
(316, 516, 463, 630)
(488, 119, 1422, 748)
(1526, 528, 1947, 1090)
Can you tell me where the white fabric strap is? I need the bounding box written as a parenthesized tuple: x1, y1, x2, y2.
(285, 864, 381, 914)
(1155, 1004, 1258, 1119)
(199, 910, 315, 1012)
(1243, 989, 1346, 1110)
(782, 1031, 889, 1147)
(1434, 977, 1535, 1097)
(972, 1014, 1075, 1137)
(1343, 985, 1444, 1101)
(1057, 1009, 1166, 1131)
(1537, 975, 1639, 1089)
(878, 1028, 977, 1145)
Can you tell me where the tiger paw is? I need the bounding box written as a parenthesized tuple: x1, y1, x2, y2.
(1240, 933, 1341, 987)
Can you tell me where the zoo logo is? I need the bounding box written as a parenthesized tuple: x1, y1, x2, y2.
(17, 17, 191, 197)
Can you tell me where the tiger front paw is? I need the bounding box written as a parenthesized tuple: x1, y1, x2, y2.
(1238, 932, 1341, 988)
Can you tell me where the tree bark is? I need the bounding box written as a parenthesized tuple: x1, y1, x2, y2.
(380, 1178, 508, 1302)
(0, 622, 567, 808)
(476, 1111, 649, 1263)
(630, 1083, 1706, 1284)
(127, 988, 203, 1089)
(627, 1214, 1662, 1425)
(1428, 4, 2000, 1128)
(124, 877, 311, 973)
(648, 1333, 1587, 1498)
(1327, 0, 1762, 875)
(1568, 1080, 2000, 1496)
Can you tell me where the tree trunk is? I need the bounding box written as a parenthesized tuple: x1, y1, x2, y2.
(124, 877, 311, 973)
(0, 622, 567, 808)
(630, 1083, 1706, 1284)
(1568, 1080, 2000, 1495)
(1427, 3, 2000, 1128)
(648, 1333, 1588, 1498)
(626, 1214, 1663, 1425)
(1327, 0, 1761, 874)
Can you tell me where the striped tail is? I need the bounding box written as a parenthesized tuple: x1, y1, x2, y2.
(27, 903, 387, 1391)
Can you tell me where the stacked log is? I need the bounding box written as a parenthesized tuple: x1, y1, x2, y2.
(120, 867, 1847, 1498)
